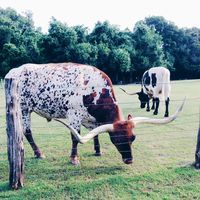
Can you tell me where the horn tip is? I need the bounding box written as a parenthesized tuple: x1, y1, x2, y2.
(179, 97, 186, 112)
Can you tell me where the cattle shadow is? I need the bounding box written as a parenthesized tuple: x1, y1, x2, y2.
(22, 156, 126, 181)
(0, 159, 125, 193)
(68, 165, 125, 176)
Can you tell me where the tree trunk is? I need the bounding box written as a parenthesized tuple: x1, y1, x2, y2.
(5, 78, 24, 189)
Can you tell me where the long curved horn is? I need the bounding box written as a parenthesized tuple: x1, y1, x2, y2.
(131, 98, 186, 126)
(119, 87, 138, 95)
(53, 119, 114, 144)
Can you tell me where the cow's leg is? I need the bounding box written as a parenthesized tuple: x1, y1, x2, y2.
(151, 98, 156, 110)
(70, 130, 80, 165)
(22, 110, 45, 158)
(164, 97, 170, 117)
(146, 100, 150, 112)
(153, 97, 160, 115)
(94, 136, 101, 156)
(82, 120, 101, 156)
(25, 130, 45, 158)
(67, 110, 83, 165)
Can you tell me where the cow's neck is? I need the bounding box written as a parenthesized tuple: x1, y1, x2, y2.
(83, 93, 124, 124)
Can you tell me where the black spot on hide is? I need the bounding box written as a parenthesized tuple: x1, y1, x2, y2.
(151, 73, 157, 87)
(142, 71, 150, 85)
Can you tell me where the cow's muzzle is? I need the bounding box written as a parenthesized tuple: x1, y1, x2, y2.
(123, 158, 133, 164)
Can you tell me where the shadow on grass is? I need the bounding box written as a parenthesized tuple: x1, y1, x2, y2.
(27, 164, 125, 181)
(0, 182, 10, 192)
(0, 164, 125, 192)
(21, 153, 126, 181)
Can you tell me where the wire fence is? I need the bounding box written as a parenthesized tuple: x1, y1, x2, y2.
(0, 78, 200, 89)
(0, 110, 199, 147)
(0, 79, 199, 167)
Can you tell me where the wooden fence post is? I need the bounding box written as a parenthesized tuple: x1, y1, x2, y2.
(194, 109, 200, 169)
(194, 127, 200, 169)
(5, 78, 24, 189)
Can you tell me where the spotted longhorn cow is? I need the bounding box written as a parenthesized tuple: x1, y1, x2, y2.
(120, 67, 171, 117)
(5, 63, 181, 165)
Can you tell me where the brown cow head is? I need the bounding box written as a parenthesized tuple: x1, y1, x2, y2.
(109, 116, 135, 164)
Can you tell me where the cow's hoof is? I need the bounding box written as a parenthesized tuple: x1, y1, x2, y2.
(70, 156, 80, 165)
(153, 111, 158, 115)
(151, 107, 155, 110)
(94, 152, 102, 156)
(194, 162, 200, 169)
(164, 113, 169, 117)
(34, 151, 45, 159)
(146, 109, 150, 112)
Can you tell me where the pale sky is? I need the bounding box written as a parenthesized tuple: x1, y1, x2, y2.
(1, 0, 200, 32)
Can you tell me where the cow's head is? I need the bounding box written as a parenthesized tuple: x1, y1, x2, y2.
(109, 115, 136, 164)
(54, 99, 184, 164)
(119, 87, 150, 109)
(136, 89, 149, 109)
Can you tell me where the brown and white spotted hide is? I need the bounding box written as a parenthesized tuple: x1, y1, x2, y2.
(5, 63, 135, 165)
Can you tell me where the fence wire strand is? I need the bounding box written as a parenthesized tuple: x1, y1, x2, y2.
(0, 79, 199, 171)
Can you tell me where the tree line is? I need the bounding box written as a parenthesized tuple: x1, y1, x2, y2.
(0, 7, 200, 83)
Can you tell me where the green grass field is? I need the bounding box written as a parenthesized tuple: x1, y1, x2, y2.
(0, 80, 200, 200)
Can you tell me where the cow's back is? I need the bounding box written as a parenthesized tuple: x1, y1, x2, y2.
(5, 63, 116, 120)
(142, 67, 170, 97)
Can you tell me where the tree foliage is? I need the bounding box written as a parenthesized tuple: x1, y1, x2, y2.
(0, 8, 42, 77)
(0, 7, 200, 81)
(131, 21, 166, 77)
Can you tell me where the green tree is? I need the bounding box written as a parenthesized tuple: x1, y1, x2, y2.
(0, 43, 28, 76)
(1, 7, 200, 80)
(39, 17, 77, 62)
(71, 42, 97, 65)
(145, 16, 200, 78)
(175, 28, 200, 78)
(95, 43, 111, 71)
(88, 21, 135, 82)
(72, 25, 89, 43)
(132, 21, 166, 77)
(0, 8, 42, 77)
(89, 21, 120, 47)
(109, 48, 131, 83)
(144, 16, 181, 71)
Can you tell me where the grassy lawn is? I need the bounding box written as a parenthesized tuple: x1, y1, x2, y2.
(0, 80, 200, 199)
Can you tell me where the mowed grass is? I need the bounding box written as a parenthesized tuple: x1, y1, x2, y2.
(0, 80, 200, 200)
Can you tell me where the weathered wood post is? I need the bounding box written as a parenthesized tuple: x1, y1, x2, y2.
(5, 78, 24, 189)
(194, 109, 200, 169)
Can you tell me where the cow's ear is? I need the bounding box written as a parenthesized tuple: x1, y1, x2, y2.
(127, 114, 133, 120)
